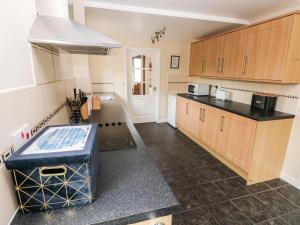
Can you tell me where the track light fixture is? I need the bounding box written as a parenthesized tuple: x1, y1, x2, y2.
(151, 26, 166, 44)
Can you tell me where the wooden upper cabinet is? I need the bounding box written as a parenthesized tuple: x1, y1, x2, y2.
(189, 42, 201, 76)
(189, 42, 207, 76)
(217, 112, 257, 172)
(189, 13, 300, 83)
(204, 36, 225, 77)
(244, 16, 293, 81)
(221, 29, 247, 78)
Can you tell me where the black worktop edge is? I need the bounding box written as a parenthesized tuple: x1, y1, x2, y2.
(177, 93, 295, 121)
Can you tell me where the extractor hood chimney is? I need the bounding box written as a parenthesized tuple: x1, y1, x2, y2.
(29, 0, 121, 55)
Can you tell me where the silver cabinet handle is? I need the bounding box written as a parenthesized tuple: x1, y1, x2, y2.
(217, 58, 220, 72)
(220, 116, 224, 132)
(202, 109, 206, 122)
(186, 102, 189, 115)
(243, 56, 248, 74)
(221, 58, 224, 73)
(199, 108, 202, 121)
(201, 60, 205, 72)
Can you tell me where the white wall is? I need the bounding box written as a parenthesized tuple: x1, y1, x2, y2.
(0, 1, 76, 225)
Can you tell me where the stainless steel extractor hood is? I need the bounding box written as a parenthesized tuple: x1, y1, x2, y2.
(29, 15, 121, 55)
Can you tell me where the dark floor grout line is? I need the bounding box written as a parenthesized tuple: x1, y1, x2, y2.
(228, 199, 256, 225)
(273, 188, 300, 210)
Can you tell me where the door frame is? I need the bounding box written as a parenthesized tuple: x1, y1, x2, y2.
(124, 47, 161, 123)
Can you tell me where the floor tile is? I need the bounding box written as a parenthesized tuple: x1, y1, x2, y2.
(264, 179, 289, 189)
(281, 209, 300, 225)
(186, 168, 210, 185)
(163, 171, 191, 189)
(209, 201, 253, 225)
(257, 217, 289, 225)
(235, 177, 270, 194)
(201, 166, 229, 181)
(276, 185, 300, 207)
(173, 186, 205, 210)
(233, 195, 277, 223)
(215, 178, 250, 199)
(256, 190, 297, 215)
(194, 183, 228, 204)
(173, 206, 219, 225)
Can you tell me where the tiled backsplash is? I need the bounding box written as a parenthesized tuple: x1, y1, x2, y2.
(188, 77, 300, 114)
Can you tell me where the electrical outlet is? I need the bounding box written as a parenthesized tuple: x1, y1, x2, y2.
(2, 148, 12, 161)
(11, 124, 31, 151)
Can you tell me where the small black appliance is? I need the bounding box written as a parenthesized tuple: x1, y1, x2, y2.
(251, 93, 277, 111)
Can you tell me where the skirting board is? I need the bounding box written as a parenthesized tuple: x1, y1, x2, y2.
(280, 172, 300, 189)
(157, 118, 168, 123)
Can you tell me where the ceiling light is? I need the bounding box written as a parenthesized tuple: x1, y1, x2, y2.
(151, 26, 166, 44)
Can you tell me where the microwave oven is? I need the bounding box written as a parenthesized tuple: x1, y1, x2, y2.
(188, 83, 210, 96)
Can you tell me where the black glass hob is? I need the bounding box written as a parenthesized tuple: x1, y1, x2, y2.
(98, 122, 136, 151)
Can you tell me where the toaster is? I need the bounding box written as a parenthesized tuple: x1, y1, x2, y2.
(251, 93, 277, 111)
(216, 89, 231, 101)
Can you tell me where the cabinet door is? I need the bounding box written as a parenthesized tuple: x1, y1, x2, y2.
(205, 36, 225, 77)
(244, 16, 292, 81)
(200, 105, 222, 149)
(176, 96, 189, 128)
(189, 42, 201, 76)
(188, 101, 203, 139)
(222, 29, 247, 78)
(217, 112, 257, 172)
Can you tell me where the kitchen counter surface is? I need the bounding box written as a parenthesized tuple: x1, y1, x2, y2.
(10, 94, 179, 225)
(178, 93, 295, 121)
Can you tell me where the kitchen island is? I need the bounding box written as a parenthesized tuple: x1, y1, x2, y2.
(10, 94, 179, 225)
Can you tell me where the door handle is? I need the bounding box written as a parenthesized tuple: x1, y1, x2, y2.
(220, 116, 224, 132)
(202, 109, 206, 122)
(153, 86, 157, 92)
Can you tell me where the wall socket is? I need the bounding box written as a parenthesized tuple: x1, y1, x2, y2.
(11, 124, 31, 151)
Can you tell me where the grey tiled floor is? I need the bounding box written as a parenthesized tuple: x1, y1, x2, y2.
(134, 123, 300, 225)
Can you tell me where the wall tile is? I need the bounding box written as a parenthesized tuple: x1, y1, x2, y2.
(16, 86, 46, 128)
(0, 91, 22, 152)
(42, 82, 58, 115)
(56, 81, 67, 105)
(32, 48, 55, 85)
(261, 83, 282, 95)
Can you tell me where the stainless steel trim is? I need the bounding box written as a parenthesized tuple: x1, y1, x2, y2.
(220, 116, 225, 131)
(202, 109, 206, 122)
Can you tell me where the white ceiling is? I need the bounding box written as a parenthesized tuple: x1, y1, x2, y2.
(86, 8, 240, 43)
(81, 0, 300, 43)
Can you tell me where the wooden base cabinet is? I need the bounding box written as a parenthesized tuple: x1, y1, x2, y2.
(176, 96, 293, 184)
(129, 215, 172, 225)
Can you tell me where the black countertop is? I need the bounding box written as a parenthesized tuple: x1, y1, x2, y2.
(10, 94, 179, 225)
(177, 93, 295, 121)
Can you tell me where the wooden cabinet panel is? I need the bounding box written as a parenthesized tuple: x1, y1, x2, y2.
(176, 96, 188, 127)
(129, 215, 172, 225)
(200, 105, 222, 150)
(222, 29, 247, 78)
(244, 16, 292, 81)
(189, 42, 201, 76)
(189, 101, 204, 139)
(217, 112, 257, 172)
(189, 42, 207, 76)
(204, 36, 225, 77)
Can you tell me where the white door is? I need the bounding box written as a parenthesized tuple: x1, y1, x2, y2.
(126, 48, 160, 123)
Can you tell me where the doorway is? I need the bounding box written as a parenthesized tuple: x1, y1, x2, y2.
(125, 48, 160, 123)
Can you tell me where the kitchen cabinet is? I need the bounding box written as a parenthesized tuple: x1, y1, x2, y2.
(198, 105, 221, 150)
(244, 16, 292, 81)
(189, 12, 300, 83)
(205, 36, 225, 77)
(176, 96, 293, 184)
(189, 41, 207, 76)
(217, 111, 257, 172)
(222, 29, 247, 78)
(129, 215, 172, 225)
